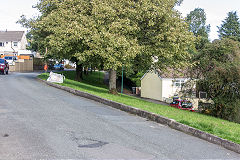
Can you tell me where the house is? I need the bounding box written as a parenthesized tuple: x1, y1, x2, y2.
(140, 69, 189, 103)
(0, 31, 28, 55)
(0, 31, 33, 72)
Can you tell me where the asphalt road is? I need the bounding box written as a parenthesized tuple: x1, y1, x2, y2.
(0, 72, 240, 159)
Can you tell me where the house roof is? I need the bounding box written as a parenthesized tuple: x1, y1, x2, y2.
(141, 68, 189, 80)
(156, 69, 188, 79)
(0, 31, 24, 42)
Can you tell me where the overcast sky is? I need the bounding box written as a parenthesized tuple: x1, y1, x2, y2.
(0, 0, 240, 41)
(0, 0, 39, 31)
(176, 0, 240, 41)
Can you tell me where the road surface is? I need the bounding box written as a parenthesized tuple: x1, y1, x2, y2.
(0, 72, 239, 159)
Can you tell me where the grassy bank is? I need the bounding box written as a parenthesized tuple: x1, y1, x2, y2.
(38, 71, 240, 144)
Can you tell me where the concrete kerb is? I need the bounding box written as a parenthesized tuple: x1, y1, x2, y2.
(38, 78, 240, 154)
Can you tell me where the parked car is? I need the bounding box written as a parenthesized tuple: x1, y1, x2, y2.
(48, 62, 55, 70)
(54, 63, 64, 70)
(170, 99, 195, 112)
(0, 58, 9, 75)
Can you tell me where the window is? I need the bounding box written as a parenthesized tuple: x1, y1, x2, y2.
(199, 91, 207, 99)
(0, 42, 4, 47)
(13, 42, 18, 47)
(173, 80, 185, 87)
(4, 56, 12, 60)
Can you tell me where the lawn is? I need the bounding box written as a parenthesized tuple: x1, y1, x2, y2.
(38, 71, 240, 144)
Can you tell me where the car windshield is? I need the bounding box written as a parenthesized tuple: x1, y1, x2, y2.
(5, 57, 12, 60)
(181, 101, 192, 108)
(0, 59, 4, 63)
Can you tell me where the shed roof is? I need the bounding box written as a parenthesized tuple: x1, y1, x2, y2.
(0, 31, 24, 42)
(156, 69, 188, 78)
(141, 69, 189, 80)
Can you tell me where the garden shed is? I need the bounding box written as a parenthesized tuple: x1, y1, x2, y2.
(140, 69, 189, 102)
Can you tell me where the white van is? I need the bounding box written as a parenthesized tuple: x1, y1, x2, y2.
(4, 56, 17, 65)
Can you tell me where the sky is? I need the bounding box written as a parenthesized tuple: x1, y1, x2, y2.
(0, 0, 240, 41)
(176, 0, 240, 41)
(0, 0, 39, 31)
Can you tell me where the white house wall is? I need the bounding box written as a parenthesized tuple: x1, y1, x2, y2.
(0, 34, 27, 54)
(19, 35, 27, 50)
(162, 78, 187, 101)
(141, 71, 163, 101)
(0, 41, 16, 53)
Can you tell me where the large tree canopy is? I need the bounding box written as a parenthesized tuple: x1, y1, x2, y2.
(20, 0, 194, 93)
(218, 11, 240, 42)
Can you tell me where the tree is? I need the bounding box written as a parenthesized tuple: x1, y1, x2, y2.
(20, 0, 194, 94)
(40, 0, 194, 94)
(186, 8, 210, 50)
(134, 0, 195, 72)
(193, 39, 240, 122)
(18, 0, 91, 81)
(124, 0, 195, 87)
(218, 11, 240, 41)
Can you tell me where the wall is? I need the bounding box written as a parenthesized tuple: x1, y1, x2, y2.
(162, 78, 182, 101)
(19, 35, 27, 50)
(0, 41, 19, 53)
(0, 34, 27, 54)
(141, 71, 163, 101)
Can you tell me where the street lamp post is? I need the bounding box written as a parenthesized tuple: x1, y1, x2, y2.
(121, 65, 124, 95)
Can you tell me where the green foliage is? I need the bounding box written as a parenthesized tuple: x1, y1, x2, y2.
(23, 0, 194, 91)
(218, 11, 240, 41)
(135, 1, 195, 70)
(62, 70, 106, 88)
(186, 8, 210, 50)
(126, 71, 145, 87)
(28, 0, 194, 69)
(33, 58, 45, 66)
(38, 71, 240, 144)
(194, 39, 240, 122)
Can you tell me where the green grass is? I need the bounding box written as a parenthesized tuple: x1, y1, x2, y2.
(38, 71, 240, 144)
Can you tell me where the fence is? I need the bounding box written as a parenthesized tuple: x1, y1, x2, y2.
(14, 59, 33, 72)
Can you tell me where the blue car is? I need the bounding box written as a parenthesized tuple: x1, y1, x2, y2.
(54, 63, 64, 70)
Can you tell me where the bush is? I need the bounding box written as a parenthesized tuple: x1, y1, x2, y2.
(128, 72, 145, 87)
(195, 39, 240, 123)
(33, 58, 45, 70)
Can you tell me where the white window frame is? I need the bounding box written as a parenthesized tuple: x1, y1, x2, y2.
(173, 79, 185, 87)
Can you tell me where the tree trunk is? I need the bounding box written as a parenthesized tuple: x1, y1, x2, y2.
(84, 67, 87, 75)
(76, 63, 83, 81)
(109, 69, 118, 94)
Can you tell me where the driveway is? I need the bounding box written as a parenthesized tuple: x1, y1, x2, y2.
(0, 72, 239, 159)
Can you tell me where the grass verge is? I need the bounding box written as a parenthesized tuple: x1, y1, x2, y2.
(38, 71, 240, 144)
